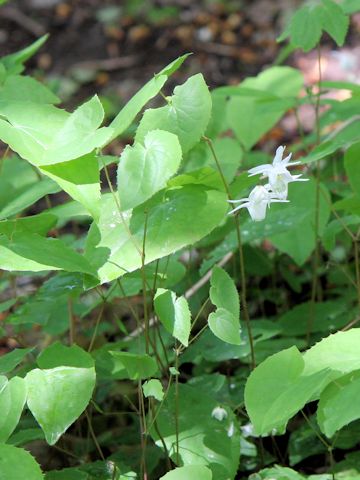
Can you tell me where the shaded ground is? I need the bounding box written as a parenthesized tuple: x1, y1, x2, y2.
(2, 1, 299, 103)
(2, 0, 359, 144)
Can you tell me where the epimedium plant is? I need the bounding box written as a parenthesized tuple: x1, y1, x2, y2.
(0, 0, 360, 478)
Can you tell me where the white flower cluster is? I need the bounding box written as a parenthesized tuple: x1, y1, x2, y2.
(228, 146, 308, 221)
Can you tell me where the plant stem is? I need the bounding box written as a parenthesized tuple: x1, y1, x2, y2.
(203, 136, 255, 368)
(307, 44, 323, 346)
(141, 210, 150, 354)
(85, 410, 105, 461)
(174, 346, 180, 465)
(88, 304, 105, 352)
(68, 297, 75, 345)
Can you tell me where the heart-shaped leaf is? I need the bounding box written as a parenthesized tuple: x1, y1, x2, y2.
(25, 366, 96, 445)
(118, 129, 182, 211)
(135, 74, 212, 154)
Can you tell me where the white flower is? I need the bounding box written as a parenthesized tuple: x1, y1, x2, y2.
(211, 406, 228, 422)
(248, 146, 308, 200)
(241, 422, 254, 438)
(228, 185, 288, 222)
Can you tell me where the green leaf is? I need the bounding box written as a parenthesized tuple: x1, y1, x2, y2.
(154, 288, 191, 347)
(278, 301, 348, 337)
(135, 74, 212, 154)
(0, 348, 33, 374)
(118, 129, 182, 211)
(151, 384, 240, 480)
(40, 153, 101, 220)
(0, 179, 60, 220)
(37, 342, 94, 369)
(227, 67, 303, 150)
(345, 142, 360, 199)
(0, 376, 27, 442)
(142, 379, 164, 401)
(160, 466, 212, 480)
(109, 54, 189, 140)
(185, 138, 243, 184)
(208, 266, 241, 345)
(208, 308, 242, 347)
(108, 352, 157, 380)
(253, 465, 305, 480)
(86, 185, 227, 284)
(320, 0, 349, 46)
(244, 346, 332, 435)
(0, 75, 59, 107)
(0, 96, 112, 166)
(0, 444, 44, 480)
(25, 366, 96, 445)
(318, 371, 360, 438)
(8, 428, 44, 447)
(2, 34, 48, 73)
(290, 5, 323, 52)
(269, 180, 331, 265)
(210, 266, 239, 319)
(0, 232, 97, 276)
(0, 214, 56, 237)
(302, 328, 360, 376)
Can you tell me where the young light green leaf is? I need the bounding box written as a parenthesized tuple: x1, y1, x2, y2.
(118, 129, 182, 211)
(210, 266, 239, 319)
(208, 266, 241, 345)
(302, 328, 360, 377)
(208, 308, 241, 346)
(25, 366, 96, 445)
(135, 74, 212, 154)
(109, 352, 157, 380)
(318, 371, 360, 438)
(0, 96, 112, 166)
(86, 185, 227, 284)
(2, 34, 48, 73)
(154, 288, 191, 346)
(41, 153, 101, 220)
(0, 444, 44, 480)
(0, 376, 27, 442)
(160, 466, 212, 480)
(0, 75, 59, 107)
(244, 347, 332, 435)
(109, 54, 189, 140)
(143, 379, 164, 401)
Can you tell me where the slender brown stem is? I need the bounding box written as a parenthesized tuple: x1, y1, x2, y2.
(141, 210, 150, 354)
(68, 298, 75, 345)
(174, 347, 180, 465)
(307, 44, 323, 346)
(88, 304, 105, 352)
(203, 136, 255, 368)
(85, 410, 105, 461)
